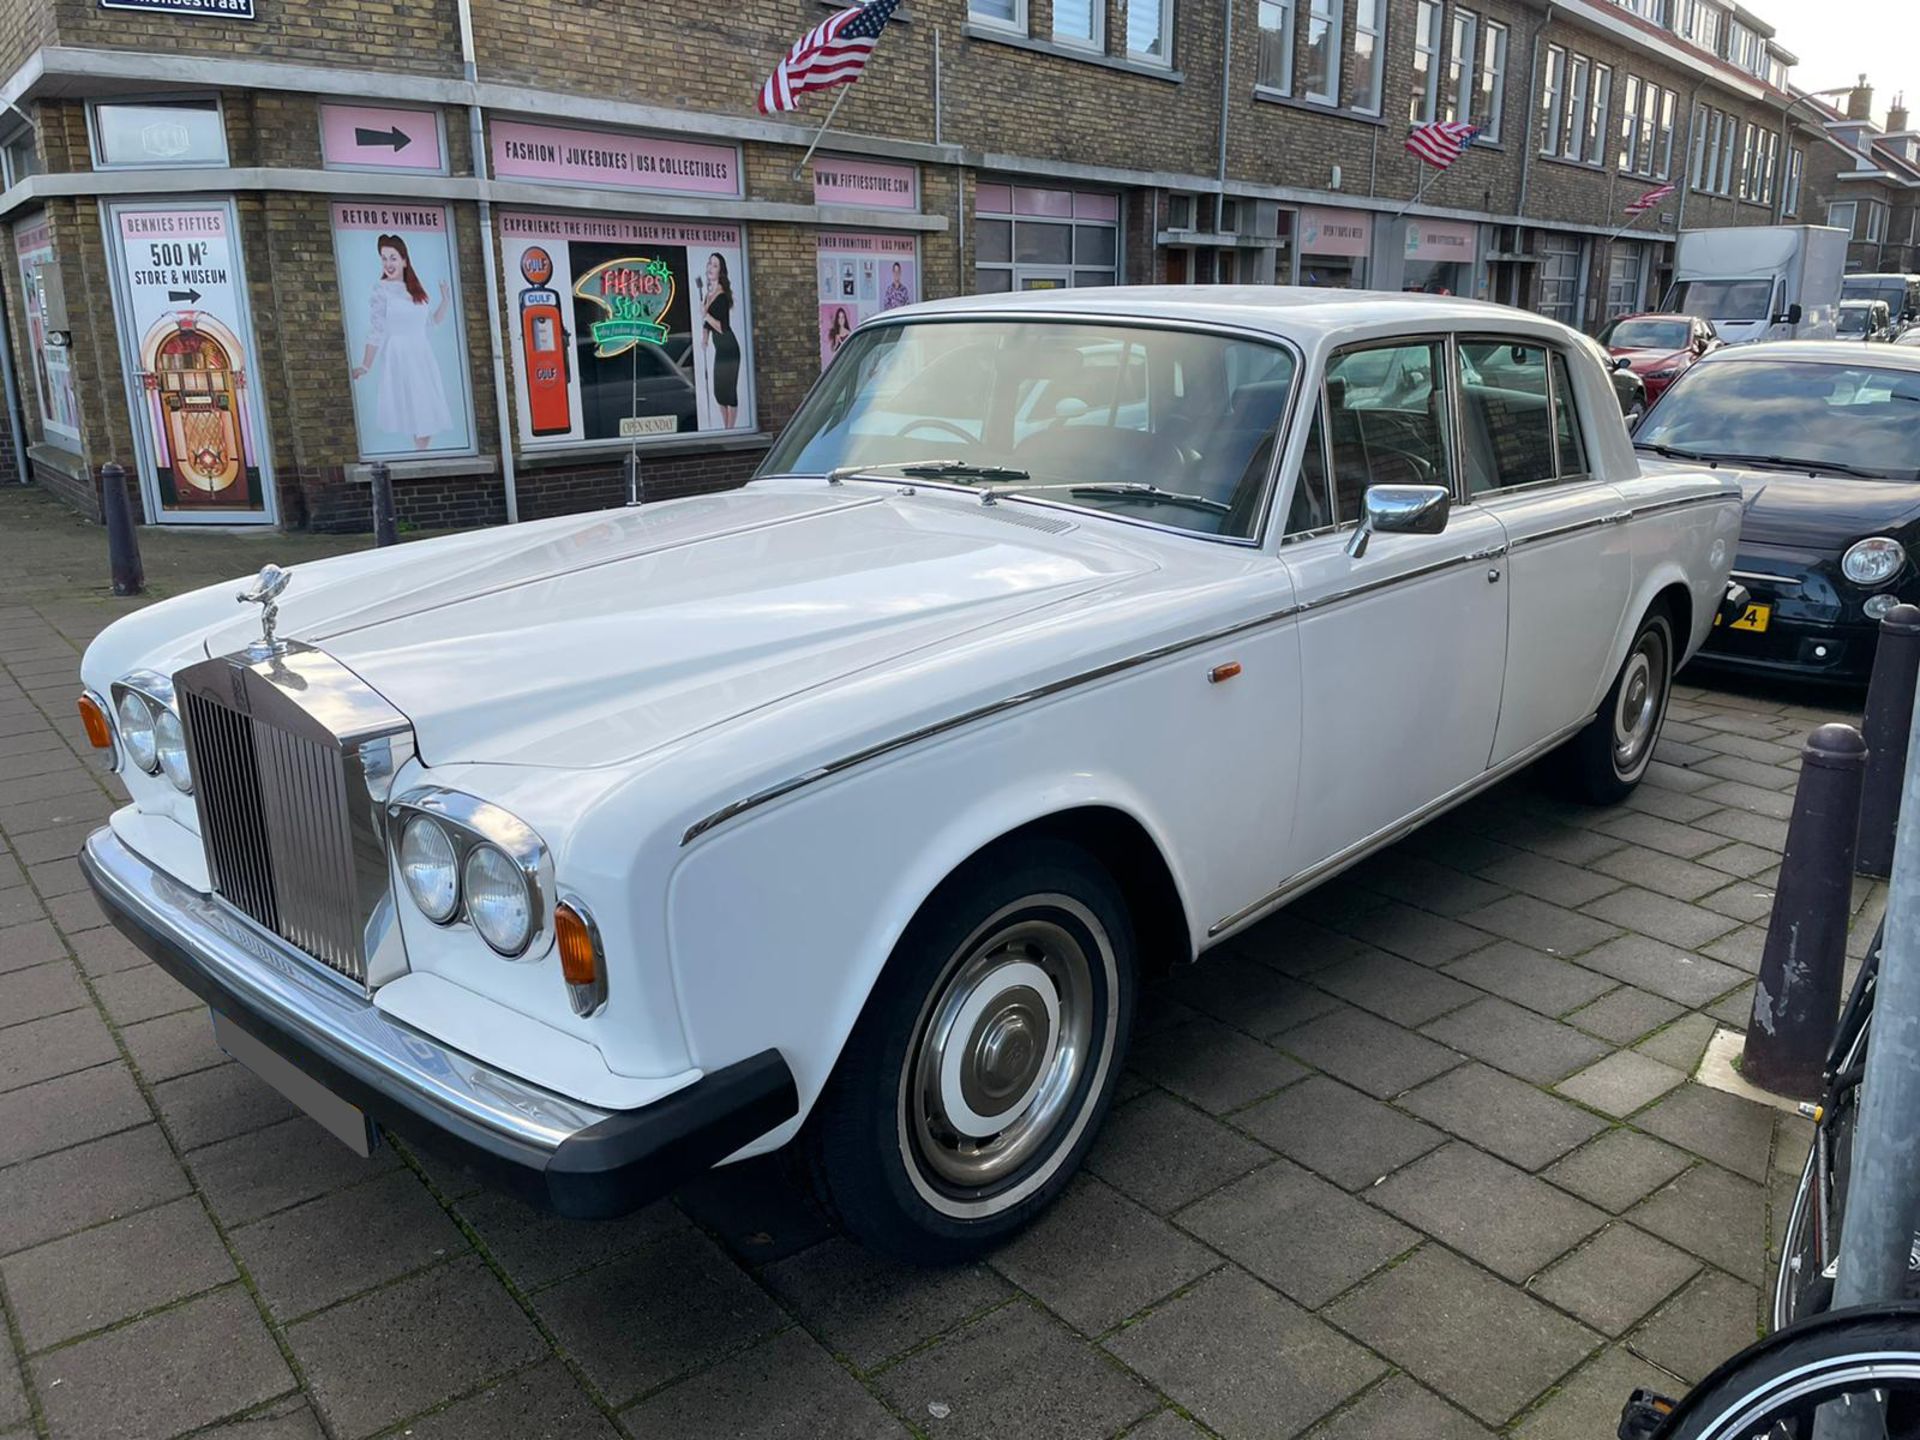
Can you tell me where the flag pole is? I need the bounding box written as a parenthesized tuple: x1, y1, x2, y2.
(1389, 161, 1435, 224)
(791, 86, 852, 182)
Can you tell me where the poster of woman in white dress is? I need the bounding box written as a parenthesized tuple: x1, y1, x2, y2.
(329, 203, 476, 459)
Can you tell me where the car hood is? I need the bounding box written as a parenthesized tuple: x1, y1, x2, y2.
(194, 484, 1160, 768)
(1637, 459, 1920, 549)
(1611, 346, 1689, 371)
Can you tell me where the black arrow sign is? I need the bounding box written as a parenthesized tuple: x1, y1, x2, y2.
(168, 288, 203, 304)
(354, 126, 413, 152)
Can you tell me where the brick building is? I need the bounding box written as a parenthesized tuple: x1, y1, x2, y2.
(1801, 81, 1920, 278)
(0, 0, 1831, 533)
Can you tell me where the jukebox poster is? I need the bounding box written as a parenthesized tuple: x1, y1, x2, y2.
(104, 203, 274, 524)
(816, 232, 918, 370)
(499, 212, 753, 447)
(13, 215, 81, 447)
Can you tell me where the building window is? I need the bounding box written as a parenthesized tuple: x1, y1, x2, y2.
(1784, 146, 1803, 215)
(89, 97, 228, 169)
(1537, 231, 1586, 324)
(1562, 54, 1589, 160)
(970, 0, 1025, 31)
(1352, 0, 1386, 115)
(1053, 0, 1101, 50)
(1479, 21, 1508, 141)
(1258, 0, 1296, 93)
(1445, 10, 1477, 125)
(1540, 45, 1567, 155)
(1620, 75, 1643, 172)
(1605, 242, 1645, 320)
(1126, 0, 1173, 65)
(1691, 105, 1710, 190)
(1411, 1, 1444, 125)
(1717, 114, 1736, 194)
(975, 183, 1121, 292)
(1585, 64, 1611, 166)
(1657, 89, 1676, 177)
(1867, 202, 1888, 243)
(1303, 0, 1341, 105)
(1, 126, 38, 189)
(1828, 200, 1857, 237)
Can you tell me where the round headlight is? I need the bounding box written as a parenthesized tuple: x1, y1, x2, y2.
(399, 817, 459, 923)
(116, 691, 158, 773)
(1865, 593, 1900, 621)
(463, 844, 533, 956)
(153, 708, 192, 793)
(1843, 535, 1906, 586)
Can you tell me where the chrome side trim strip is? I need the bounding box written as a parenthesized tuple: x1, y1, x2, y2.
(1294, 547, 1509, 617)
(1731, 569, 1803, 587)
(1629, 493, 1740, 521)
(1205, 716, 1592, 939)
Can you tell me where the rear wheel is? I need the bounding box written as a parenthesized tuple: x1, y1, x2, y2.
(806, 838, 1136, 1263)
(1558, 609, 1674, 804)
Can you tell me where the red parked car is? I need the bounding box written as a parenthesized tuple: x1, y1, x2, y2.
(1596, 313, 1720, 404)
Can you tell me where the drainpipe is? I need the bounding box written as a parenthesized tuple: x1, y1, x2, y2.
(1216, 0, 1233, 235)
(1515, 4, 1552, 224)
(455, 0, 520, 524)
(1676, 82, 1703, 233)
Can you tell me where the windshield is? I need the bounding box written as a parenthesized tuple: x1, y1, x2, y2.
(1843, 279, 1905, 310)
(1637, 358, 1920, 478)
(1837, 308, 1872, 336)
(1602, 318, 1690, 350)
(1668, 279, 1774, 323)
(760, 319, 1299, 538)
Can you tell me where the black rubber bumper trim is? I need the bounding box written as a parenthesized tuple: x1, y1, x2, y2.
(82, 844, 800, 1220)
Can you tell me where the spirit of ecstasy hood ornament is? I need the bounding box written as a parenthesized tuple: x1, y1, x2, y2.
(237, 564, 292, 659)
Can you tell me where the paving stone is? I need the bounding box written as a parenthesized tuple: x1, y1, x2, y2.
(1567, 987, 1686, 1044)
(1179, 1156, 1418, 1306)
(90, 961, 195, 1026)
(1477, 852, 1623, 909)
(1629, 1270, 1760, 1385)
(878, 1301, 1156, 1440)
(1275, 1005, 1463, 1099)
(991, 1177, 1215, 1336)
(1554, 1052, 1687, 1118)
(1129, 1018, 1307, 1115)
(1580, 889, 1739, 952)
(0, 959, 87, 1028)
(12, 821, 103, 866)
(764, 1236, 1009, 1370)
(1774, 1113, 1816, 1177)
(1399, 1064, 1607, 1170)
(534, 1230, 787, 1404)
(1107, 1267, 1388, 1435)
(31, 1286, 292, 1440)
(1700, 924, 1767, 972)
(1311, 948, 1480, 1027)
(1117, 1412, 1210, 1439)
(1529, 1223, 1701, 1336)
(46, 891, 112, 936)
(1161, 952, 1341, 1040)
(1636, 1084, 1774, 1182)
(193, 1394, 327, 1439)
(1233, 1073, 1444, 1190)
(1590, 847, 1730, 902)
(0, 885, 46, 929)
(0, 1006, 120, 1093)
(0, 788, 114, 836)
(625, 1329, 905, 1440)
(64, 925, 147, 978)
(1706, 983, 1756, 1030)
(189, 1116, 401, 1226)
(1696, 730, 1802, 767)
(0, 1125, 189, 1257)
(1513, 1345, 1680, 1440)
(1086, 1091, 1271, 1215)
(1340, 900, 1495, 966)
(1579, 926, 1753, 1005)
(455, 1187, 685, 1293)
(1305, 1373, 1493, 1439)
(1, 1196, 235, 1349)
(0, 1343, 22, 1431)
(231, 1169, 469, 1321)
(1696, 808, 1790, 852)
(1372, 1144, 1606, 1283)
(1289, 879, 1393, 930)
(1421, 997, 1611, 1085)
(1475, 813, 1624, 867)
(1133, 990, 1200, 1038)
(1643, 760, 1719, 794)
(387, 1360, 620, 1440)
(1441, 942, 1617, 1018)
(1618, 784, 1721, 824)
(1456, 894, 1619, 957)
(1695, 753, 1799, 791)
(1694, 709, 1794, 739)
(673, 1152, 836, 1265)
(0, 1060, 148, 1167)
(1698, 842, 1781, 879)
(1326, 1245, 1599, 1426)
(1229, 913, 1373, 977)
(1596, 811, 1727, 860)
(1631, 1162, 1769, 1284)
(153, 1061, 300, 1152)
(120, 1006, 228, 1083)
(0, 918, 65, 973)
(26, 856, 86, 897)
(1698, 881, 1776, 923)
(1696, 779, 1795, 820)
(290, 1254, 546, 1437)
(1352, 854, 1510, 918)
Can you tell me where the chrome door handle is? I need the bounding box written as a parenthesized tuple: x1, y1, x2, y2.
(1600, 510, 1634, 525)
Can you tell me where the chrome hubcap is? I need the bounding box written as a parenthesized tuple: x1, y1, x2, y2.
(1612, 630, 1668, 774)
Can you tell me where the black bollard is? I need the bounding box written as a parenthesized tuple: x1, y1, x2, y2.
(1744, 723, 1869, 1097)
(99, 462, 144, 597)
(370, 461, 398, 548)
(1858, 604, 1920, 879)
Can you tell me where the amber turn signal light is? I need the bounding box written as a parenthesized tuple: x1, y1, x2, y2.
(555, 899, 608, 1018)
(77, 693, 114, 749)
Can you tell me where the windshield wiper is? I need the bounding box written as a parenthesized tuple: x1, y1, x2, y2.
(1713, 453, 1891, 480)
(983, 481, 1231, 514)
(1634, 441, 1717, 465)
(825, 459, 1031, 484)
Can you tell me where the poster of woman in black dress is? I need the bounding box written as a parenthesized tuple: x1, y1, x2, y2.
(699, 251, 740, 429)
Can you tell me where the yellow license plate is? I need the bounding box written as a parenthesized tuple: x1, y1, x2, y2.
(1716, 603, 1772, 633)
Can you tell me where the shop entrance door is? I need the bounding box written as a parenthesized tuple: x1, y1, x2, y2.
(1015, 267, 1071, 290)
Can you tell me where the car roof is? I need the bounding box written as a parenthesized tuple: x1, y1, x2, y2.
(886, 285, 1583, 344)
(1695, 339, 1920, 367)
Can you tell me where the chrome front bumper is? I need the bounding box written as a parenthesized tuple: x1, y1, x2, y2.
(81, 826, 797, 1217)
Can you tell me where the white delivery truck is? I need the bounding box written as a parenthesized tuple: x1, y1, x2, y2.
(1661, 225, 1849, 343)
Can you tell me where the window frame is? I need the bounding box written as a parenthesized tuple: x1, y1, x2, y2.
(1453, 333, 1596, 497)
(1317, 334, 1460, 524)
(1412, 1, 1445, 125)
(1303, 0, 1343, 106)
(1784, 146, 1804, 216)
(1562, 55, 1590, 161)
(1541, 47, 1567, 157)
(1717, 114, 1737, 195)
(1445, 9, 1478, 126)
(1351, 0, 1387, 116)
(1620, 75, 1643, 173)
(1257, 0, 1298, 95)
(1826, 199, 1858, 236)
(87, 94, 230, 171)
(1479, 20, 1508, 142)
(1125, 0, 1176, 68)
(1584, 63, 1612, 168)
(1052, 0, 1104, 53)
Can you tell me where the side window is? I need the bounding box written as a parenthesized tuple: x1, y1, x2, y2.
(1551, 352, 1589, 476)
(1456, 339, 1554, 494)
(1323, 341, 1452, 523)
(1285, 407, 1333, 536)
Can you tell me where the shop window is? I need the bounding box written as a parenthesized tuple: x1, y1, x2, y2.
(1015, 223, 1073, 265)
(1444, 10, 1477, 126)
(1479, 22, 1508, 142)
(1536, 232, 1585, 324)
(976, 184, 1119, 293)
(1303, 0, 1341, 104)
(1126, 0, 1174, 66)
(1351, 0, 1386, 115)
(1411, 2, 1443, 125)
(1257, 0, 1296, 93)
(90, 98, 228, 168)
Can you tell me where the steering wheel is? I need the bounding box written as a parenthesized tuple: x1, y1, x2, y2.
(1378, 448, 1438, 484)
(900, 418, 978, 443)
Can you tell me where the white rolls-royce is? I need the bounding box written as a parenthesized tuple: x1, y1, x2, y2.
(78, 289, 1742, 1262)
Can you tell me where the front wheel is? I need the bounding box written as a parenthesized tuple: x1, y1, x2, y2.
(805, 838, 1136, 1264)
(1559, 609, 1675, 805)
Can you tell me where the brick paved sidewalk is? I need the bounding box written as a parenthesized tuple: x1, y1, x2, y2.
(0, 484, 1886, 1439)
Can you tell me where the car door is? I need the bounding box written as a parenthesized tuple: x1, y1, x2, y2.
(1455, 337, 1635, 765)
(1278, 337, 1509, 875)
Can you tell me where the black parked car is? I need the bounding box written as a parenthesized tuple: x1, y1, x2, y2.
(1633, 341, 1920, 684)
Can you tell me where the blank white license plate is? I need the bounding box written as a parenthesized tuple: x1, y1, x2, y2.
(211, 1010, 375, 1158)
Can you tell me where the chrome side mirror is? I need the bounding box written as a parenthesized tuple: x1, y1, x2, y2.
(1346, 483, 1450, 559)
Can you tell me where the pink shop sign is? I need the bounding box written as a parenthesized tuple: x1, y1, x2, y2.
(490, 120, 741, 198)
(319, 104, 445, 174)
(813, 155, 918, 210)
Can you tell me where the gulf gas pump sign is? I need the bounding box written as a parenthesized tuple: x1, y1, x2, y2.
(516, 247, 572, 436)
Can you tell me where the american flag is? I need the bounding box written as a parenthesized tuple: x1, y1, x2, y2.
(1625, 181, 1677, 216)
(758, 0, 901, 114)
(1405, 120, 1479, 170)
